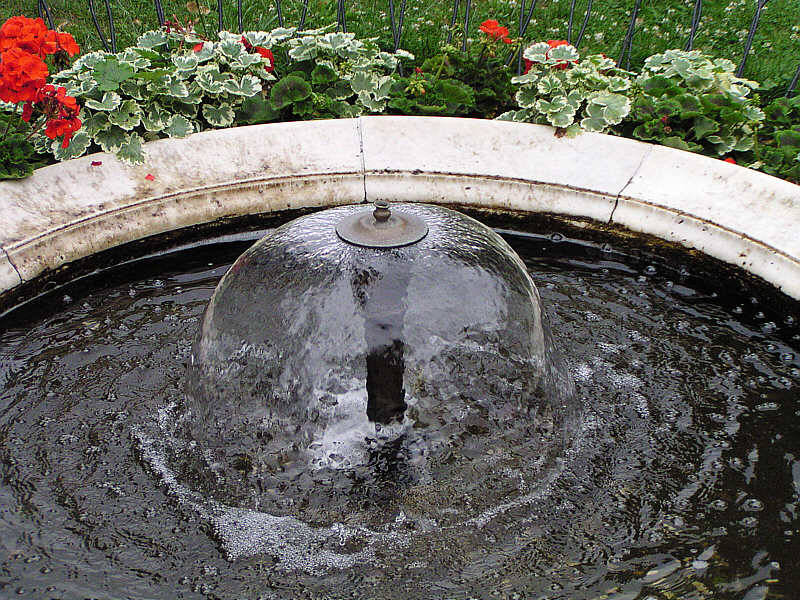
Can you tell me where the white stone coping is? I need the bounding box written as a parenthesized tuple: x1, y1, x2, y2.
(0, 116, 798, 301)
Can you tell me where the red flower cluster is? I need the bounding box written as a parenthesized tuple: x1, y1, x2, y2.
(0, 16, 79, 58)
(479, 20, 513, 44)
(0, 16, 81, 147)
(0, 46, 48, 103)
(22, 84, 81, 147)
(524, 39, 576, 74)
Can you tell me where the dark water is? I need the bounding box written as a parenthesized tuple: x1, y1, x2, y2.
(1, 226, 799, 599)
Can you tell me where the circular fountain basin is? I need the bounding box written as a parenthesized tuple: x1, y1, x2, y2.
(1, 117, 799, 309)
(0, 117, 799, 598)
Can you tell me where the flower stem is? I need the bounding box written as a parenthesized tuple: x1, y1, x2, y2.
(1, 116, 13, 142)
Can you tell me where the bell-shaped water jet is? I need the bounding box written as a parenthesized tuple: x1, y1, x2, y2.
(183, 202, 577, 518)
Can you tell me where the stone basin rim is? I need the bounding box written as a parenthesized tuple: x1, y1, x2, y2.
(0, 115, 798, 307)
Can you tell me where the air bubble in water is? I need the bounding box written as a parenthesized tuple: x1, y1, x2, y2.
(742, 498, 764, 512)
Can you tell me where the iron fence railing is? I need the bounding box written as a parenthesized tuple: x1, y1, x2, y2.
(33, 0, 799, 96)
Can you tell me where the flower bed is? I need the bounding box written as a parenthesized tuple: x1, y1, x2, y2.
(1, 16, 798, 184)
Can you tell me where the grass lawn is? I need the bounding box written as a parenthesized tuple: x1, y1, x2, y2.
(2, 0, 799, 86)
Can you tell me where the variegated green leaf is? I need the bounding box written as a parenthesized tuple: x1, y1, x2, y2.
(743, 105, 765, 122)
(141, 103, 169, 131)
(202, 103, 235, 127)
(161, 76, 189, 98)
(51, 131, 90, 161)
(734, 136, 755, 152)
(547, 44, 579, 63)
(164, 114, 194, 137)
(242, 31, 270, 46)
(196, 69, 227, 94)
(230, 53, 263, 70)
(116, 133, 145, 164)
(523, 42, 552, 63)
(82, 111, 111, 135)
(537, 96, 567, 114)
(264, 27, 295, 43)
(120, 80, 147, 100)
(496, 109, 533, 122)
(193, 43, 215, 62)
(375, 76, 393, 101)
(580, 102, 607, 132)
(218, 39, 245, 60)
(288, 37, 318, 61)
(547, 105, 577, 128)
(73, 51, 108, 70)
(85, 91, 122, 111)
(108, 100, 142, 130)
(68, 78, 98, 97)
(95, 125, 128, 152)
(591, 93, 630, 125)
(222, 74, 261, 96)
(516, 87, 539, 109)
(119, 48, 151, 69)
(137, 30, 168, 49)
(537, 74, 563, 95)
(172, 54, 199, 73)
(350, 71, 376, 94)
(607, 76, 630, 92)
(31, 133, 50, 155)
(565, 90, 583, 109)
(357, 91, 386, 113)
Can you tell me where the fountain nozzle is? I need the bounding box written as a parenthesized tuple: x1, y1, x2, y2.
(335, 200, 429, 248)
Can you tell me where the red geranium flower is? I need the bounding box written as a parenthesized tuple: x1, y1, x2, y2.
(193, 42, 204, 52)
(22, 83, 82, 147)
(0, 16, 54, 57)
(0, 47, 49, 103)
(479, 19, 512, 44)
(255, 46, 274, 71)
(31, 83, 79, 117)
(44, 30, 79, 57)
(44, 114, 81, 147)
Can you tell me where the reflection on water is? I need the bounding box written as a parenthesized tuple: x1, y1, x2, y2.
(0, 227, 799, 599)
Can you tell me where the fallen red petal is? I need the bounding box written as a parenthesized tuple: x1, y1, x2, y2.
(145, 174, 155, 181)
(91, 160, 102, 166)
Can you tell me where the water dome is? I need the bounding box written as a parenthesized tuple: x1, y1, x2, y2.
(184, 202, 576, 515)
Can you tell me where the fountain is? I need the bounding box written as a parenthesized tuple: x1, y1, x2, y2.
(184, 201, 575, 520)
(1, 118, 799, 597)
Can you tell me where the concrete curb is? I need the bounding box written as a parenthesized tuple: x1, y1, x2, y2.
(1, 116, 798, 300)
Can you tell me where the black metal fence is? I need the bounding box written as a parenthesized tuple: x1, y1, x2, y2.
(35, 0, 800, 96)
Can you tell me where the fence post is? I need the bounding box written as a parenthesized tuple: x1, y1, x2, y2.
(737, 0, 769, 77)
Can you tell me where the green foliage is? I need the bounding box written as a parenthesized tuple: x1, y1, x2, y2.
(619, 49, 764, 157)
(390, 43, 513, 119)
(0, 106, 48, 180)
(0, 132, 38, 179)
(47, 25, 410, 164)
(747, 96, 800, 184)
(501, 43, 633, 135)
